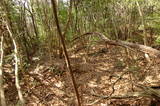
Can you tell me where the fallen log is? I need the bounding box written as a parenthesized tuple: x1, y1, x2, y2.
(72, 32, 160, 57)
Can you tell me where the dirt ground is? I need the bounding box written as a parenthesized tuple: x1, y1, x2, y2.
(4, 44, 160, 106)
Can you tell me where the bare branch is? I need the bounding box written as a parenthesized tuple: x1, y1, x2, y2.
(72, 32, 160, 57)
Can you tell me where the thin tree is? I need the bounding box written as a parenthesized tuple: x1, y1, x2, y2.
(50, 0, 81, 106)
(0, 35, 6, 106)
(136, 1, 147, 46)
(6, 23, 25, 105)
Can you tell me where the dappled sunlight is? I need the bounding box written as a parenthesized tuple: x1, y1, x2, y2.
(1, 0, 160, 105)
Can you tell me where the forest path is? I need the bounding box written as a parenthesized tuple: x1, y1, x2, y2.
(5, 44, 160, 106)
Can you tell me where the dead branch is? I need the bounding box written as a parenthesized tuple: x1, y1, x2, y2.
(86, 92, 140, 105)
(86, 83, 160, 105)
(135, 84, 160, 99)
(110, 70, 129, 96)
(72, 32, 160, 57)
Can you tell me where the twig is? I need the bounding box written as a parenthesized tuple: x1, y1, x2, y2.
(110, 70, 129, 96)
(86, 83, 160, 105)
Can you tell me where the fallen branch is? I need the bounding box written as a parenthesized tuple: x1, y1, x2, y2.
(135, 84, 160, 99)
(110, 70, 129, 96)
(86, 92, 141, 105)
(87, 89, 160, 105)
(72, 32, 160, 57)
(86, 83, 160, 105)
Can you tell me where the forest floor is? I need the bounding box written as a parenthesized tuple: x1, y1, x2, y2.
(4, 44, 160, 106)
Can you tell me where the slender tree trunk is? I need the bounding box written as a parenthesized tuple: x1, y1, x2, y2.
(0, 35, 6, 106)
(50, 0, 81, 105)
(29, 1, 39, 40)
(136, 1, 147, 46)
(136, 1, 151, 61)
(6, 23, 25, 106)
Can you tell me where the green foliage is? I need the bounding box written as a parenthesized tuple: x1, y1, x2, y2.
(114, 60, 126, 69)
(66, 30, 73, 42)
(49, 65, 64, 76)
(129, 65, 141, 72)
(156, 36, 160, 44)
(59, 3, 68, 24)
(3, 0, 160, 60)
